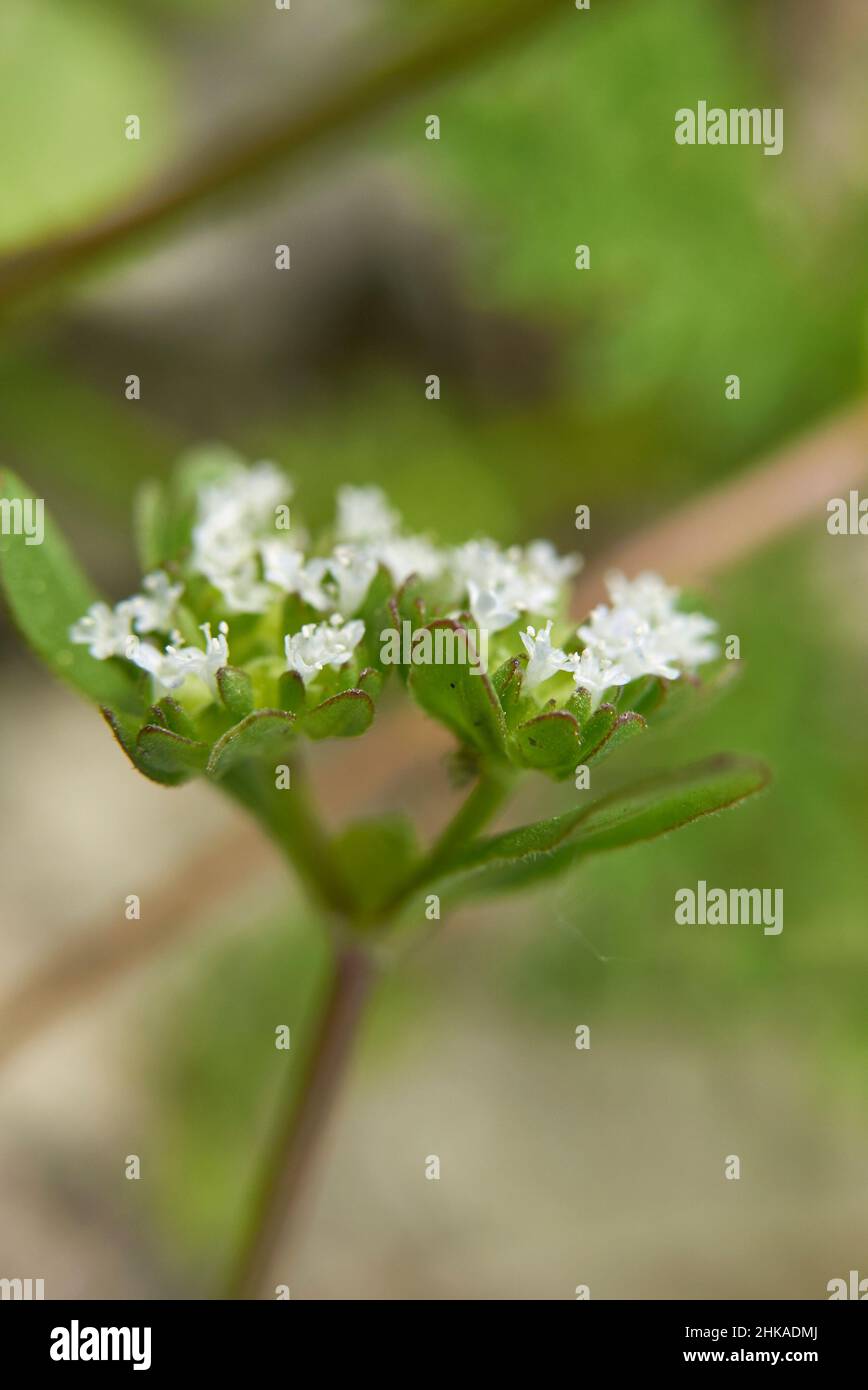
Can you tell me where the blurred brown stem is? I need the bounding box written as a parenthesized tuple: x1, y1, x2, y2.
(227, 942, 377, 1300)
(0, 0, 564, 316)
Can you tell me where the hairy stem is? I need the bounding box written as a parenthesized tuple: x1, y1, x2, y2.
(227, 942, 377, 1300)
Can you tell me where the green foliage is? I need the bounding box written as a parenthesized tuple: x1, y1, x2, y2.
(0, 467, 142, 712)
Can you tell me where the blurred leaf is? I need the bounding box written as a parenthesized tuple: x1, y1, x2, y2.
(442, 755, 770, 897)
(0, 467, 141, 711)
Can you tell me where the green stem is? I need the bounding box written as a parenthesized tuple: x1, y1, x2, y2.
(226, 942, 376, 1299)
(0, 0, 565, 316)
(222, 760, 355, 919)
(383, 767, 513, 918)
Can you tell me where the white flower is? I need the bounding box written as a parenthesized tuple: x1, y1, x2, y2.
(578, 571, 719, 680)
(313, 546, 379, 614)
(190, 460, 293, 613)
(335, 485, 400, 543)
(128, 571, 184, 634)
(563, 647, 631, 711)
(655, 610, 719, 670)
(284, 615, 365, 685)
(466, 580, 519, 634)
(261, 541, 309, 598)
(70, 571, 184, 659)
(604, 570, 678, 623)
(70, 601, 136, 659)
(375, 535, 444, 586)
(453, 537, 580, 630)
(578, 604, 680, 680)
(519, 620, 569, 690)
(125, 622, 230, 695)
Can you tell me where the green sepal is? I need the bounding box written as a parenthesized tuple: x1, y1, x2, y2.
(511, 709, 582, 777)
(136, 724, 209, 783)
(155, 696, 199, 740)
(492, 656, 534, 729)
(357, 666, 383, 701)
(407, 620, 507, 760)
(564, 686, 591, 726)
(206, 708, 297, 780)
(277, 669, 307, 715)
(302, 688, 374, 740)
(216, 665, 255, 721)
(583, 709, 647, 765)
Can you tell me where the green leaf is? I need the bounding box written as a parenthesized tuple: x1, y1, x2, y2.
(137, 725, 209, 783)
(302, 689, 374, 741)
(0, 468, 142, 712)
(442, 755, 770, 898)
(408, 620, 507, 759)
(511, 709, 582, 776)
(207, 708, 296, 780)
(330, 815, 419, 919)
(216, 665, 254, 721)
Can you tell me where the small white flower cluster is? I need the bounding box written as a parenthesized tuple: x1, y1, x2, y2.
(70, 571, 184, 661)
(519, 571, 719, 711)
(70, 463, 709, 709)
(192, 460, 294, 614)
(453, 538, 581, 633)
(125, 622, 230, 696)
(284, 615, 366, 685)
(189, 465, 580, 637)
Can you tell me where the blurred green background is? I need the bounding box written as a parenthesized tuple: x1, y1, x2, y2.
(1, 0, 866, 1299)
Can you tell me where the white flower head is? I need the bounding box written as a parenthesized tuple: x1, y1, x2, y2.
(578, 604, 680, 681)
(126, 622, 229, 695)
(284, 615, 365, 685)
(191, 460, 293, 613)
(128, 570, 184, 634)
(465, 580, 519, 634)
(375, 535, 444, 587)
(70, 601, 135, 660)
(580, 571, 718, 680)
(519, 620, 569, 691)
(604, 570, 678, 623)
(563, 647, 631, 711)
(454, 537, 580, 631)
(336, 485, 400, 544)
